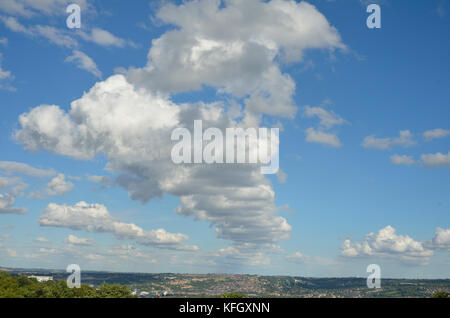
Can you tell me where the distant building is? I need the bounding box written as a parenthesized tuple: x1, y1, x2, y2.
(28, 275, 53, 282)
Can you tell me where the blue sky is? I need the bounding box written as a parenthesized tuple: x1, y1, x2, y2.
(0, 0, 449, 278)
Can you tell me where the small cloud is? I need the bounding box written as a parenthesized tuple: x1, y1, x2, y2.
(423, 129, 450, 141)
(34, 237, 51, 243)
(46, 173, 74, 196)
(6, 248, 17, 257)
(276, 169, 287, 184)
(390, 155, 415, 166)
(362, 130, 416, 150)
(79, 28, 134, 48)
(65, 234, 94, 246)
(65, 50, 102, 78)
(305, 127, 342, 148)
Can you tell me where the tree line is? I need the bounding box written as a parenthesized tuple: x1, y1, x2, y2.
(0, 271, 136, 298)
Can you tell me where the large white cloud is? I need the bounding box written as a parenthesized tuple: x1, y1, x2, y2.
(14, 0, 348, 261)
(128, 0, 344, 119)
(39, 201, 197, 251)
(16, 74, 292, 247)
(341, 226, 434, 265)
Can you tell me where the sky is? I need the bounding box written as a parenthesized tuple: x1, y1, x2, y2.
(0, 0, 449, 279)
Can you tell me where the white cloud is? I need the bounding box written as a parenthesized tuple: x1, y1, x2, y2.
(79, 28, 130, 48)
(0, 16, 78, 48)
(421, 151, 450, 168)
(65, 50, 102, 78)
(128, 0, 345, 119)
(286, 251, 308, 263)
(0, 192, 27, 215)
(362, 130, 416, 150)
(0, 161, 55, 178)
(390, 154, 415, 166)
(13, 0, 347, 257)
(428, 228, 450, 251)
(16, 75, 292, 249)
(341, 225, 433, 265)
(0, 37, 7, 45)
(286, 251, 337, 266)
(0, 15, 32, 34)
(424, 129, 450, 141)
(0, 53, 12, 80)
(39, 201, 198, 251)
(34, 237, 51, 243)
(84, 253, 104, 261)
(64, 234, 94, 246)
(0, 0, 87, 17)
(305, 127, 342, 148)
(87, 175, 111, 183)
(303, 106, 347, 129)
(34, 25, 77, 48)
(0, 52, 14, 90)
(46, 173, 74, 196)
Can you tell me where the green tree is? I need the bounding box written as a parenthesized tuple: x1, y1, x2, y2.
(0, 272, 136, 298)
(432, 290, 449, 298)
(221, 292, 246, 298)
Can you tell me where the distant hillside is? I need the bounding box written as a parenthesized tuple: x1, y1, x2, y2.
(2, 267, 449, 298)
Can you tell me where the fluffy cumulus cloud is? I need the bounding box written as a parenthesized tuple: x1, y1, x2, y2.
(15, 68, 292, 253)
(39, 201, 198, 251)
(13, 0, 348, 265)
(64, 234, 93, 246)
(428, 228, 450, 251)
(420, 152, 450, 168)
(341, 226, 433, 265)
(128, 0, 344, 120)
(362, 130, 416, 150)
(46, 173, 74, 196)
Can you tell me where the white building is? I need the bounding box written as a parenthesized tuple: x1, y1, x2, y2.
(28, 275, 53, 282)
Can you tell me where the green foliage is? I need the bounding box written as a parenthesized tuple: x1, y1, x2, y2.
(0, 271, 136, 298)
(432, 290, 449, 298)
(221, 292, 246, 298)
